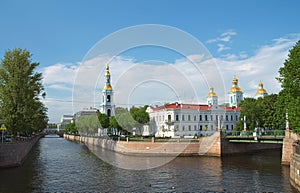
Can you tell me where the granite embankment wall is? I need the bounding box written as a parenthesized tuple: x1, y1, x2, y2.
(284, 129, 300, 192)
(290, 152, 300, 192)
(282, 128, 300, 165)
(65, 132, 221, 156)
(65, 131, 282, 157)
(0, 134, 43, 168)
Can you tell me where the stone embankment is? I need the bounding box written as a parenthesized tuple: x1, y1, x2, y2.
(64, 131, 281, 157)
(0, 134, 44, 168)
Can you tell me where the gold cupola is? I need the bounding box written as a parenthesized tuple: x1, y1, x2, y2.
(256, 81, 267, 95)
(103, 64, 112, 91)
(229, 75, 242, 93)
(207, 86, 217, 97)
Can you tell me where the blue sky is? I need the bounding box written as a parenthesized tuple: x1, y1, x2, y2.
(1, 0, 300, 122)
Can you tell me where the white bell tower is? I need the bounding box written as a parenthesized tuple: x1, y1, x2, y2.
(100, 64, 114, 117)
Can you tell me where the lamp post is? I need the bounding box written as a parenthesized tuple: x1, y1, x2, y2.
(243, 115, 247, 131)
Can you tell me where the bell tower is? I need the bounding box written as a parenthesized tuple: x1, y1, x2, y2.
(100, 64, 114, 117)
(207, 86, 218, 106)
(229, 75, 243, 107)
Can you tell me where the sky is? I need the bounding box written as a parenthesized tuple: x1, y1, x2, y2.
(0, 0, 300, 123)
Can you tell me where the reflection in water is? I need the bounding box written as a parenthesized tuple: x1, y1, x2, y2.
(0, 137, 296, 192)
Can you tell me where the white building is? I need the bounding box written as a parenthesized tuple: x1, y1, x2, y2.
(147, 84, 241, 137)
(74, 107, 98, 121)
(58, 115, 74, 130)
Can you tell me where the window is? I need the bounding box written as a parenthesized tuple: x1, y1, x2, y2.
(226, 125, 229, 130)
(205, 115, 208, 121)
(194, 115, 197, 121)
(107, 109, 111, 117)
(175, 115, 179, 121)
(211, 115, 213, 121)
(216, 115, 218, 121)
(200, 125, 203, 131)
(188, 125, 191, 131)
(107, 95, 111, 102)
(200, 115, 202, 121)
(182, 126, 185, 131)
(182, 115, 185, 121)
(194, 125, 197, 131)
(188, 115, 191, 121)
(168, 115, 171, 122)
(226, 115, 228, 121)
(231, 125, 234, 130)
(231, 115, 233, 121)
(236, 115, 238, 121)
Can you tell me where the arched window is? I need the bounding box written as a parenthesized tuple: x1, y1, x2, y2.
(107, 109, 111, 117)
(107, 95, 111, 102)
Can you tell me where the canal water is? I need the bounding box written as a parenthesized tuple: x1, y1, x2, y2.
(0, 135, 296, 192)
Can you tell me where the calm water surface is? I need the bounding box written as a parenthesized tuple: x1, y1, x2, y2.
(0, 135, 296, 192)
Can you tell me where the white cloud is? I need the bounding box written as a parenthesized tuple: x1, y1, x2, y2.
(217, 44, 230, 52)
(42, 63, 78, 85)
(42, 33, 300, 122)
(207, 30, 237, 43)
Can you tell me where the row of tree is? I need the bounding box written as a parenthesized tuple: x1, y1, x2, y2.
(66, 106, 150, 136)
(236, 40, 299, 133)
(0, 49, 48, 136)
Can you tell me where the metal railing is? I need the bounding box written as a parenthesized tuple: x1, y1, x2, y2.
(221, 130, 285, 138)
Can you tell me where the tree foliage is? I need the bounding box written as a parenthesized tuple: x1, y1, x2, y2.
(277, 40, 300, 133)
(97, 112, 109, 129)
(0, 48, 48, 135)
(64, 122, 78, 134)
(76, 115, 100, 135)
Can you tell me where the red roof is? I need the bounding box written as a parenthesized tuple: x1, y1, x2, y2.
(152, 102, 240, 111)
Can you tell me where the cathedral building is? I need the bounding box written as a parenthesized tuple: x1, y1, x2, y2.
(146, 75, 242, 137)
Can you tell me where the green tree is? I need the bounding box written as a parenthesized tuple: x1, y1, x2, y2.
(0, 49, 48, 135)
(76, 115, 100, 136)
(259, 94, 278, 129)
(109, 116, 122, 135)
(98, 112, 109, 129)
(277, 40, 300, 133)
(65, 122, 78, 134)
(236, 98, 262, 131)
(130, 105, 150, 134)
(277, 40, 300, 97)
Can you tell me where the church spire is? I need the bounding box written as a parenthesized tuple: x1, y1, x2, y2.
(100, 64, 114, 117)
(229, 74, 243, 107)
(103, 64, 112, 91)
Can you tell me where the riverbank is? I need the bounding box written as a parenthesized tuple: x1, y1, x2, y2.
(0, 134, 44, 168)
(64, 132, 282, 157)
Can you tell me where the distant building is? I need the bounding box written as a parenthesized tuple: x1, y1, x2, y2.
(58, 115, 74, 130)
(255, 81, 268, 99)
(74, 107, 98, 121)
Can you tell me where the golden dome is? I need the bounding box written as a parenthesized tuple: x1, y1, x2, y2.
(232, 76, 238, 84)
(256, 88, 267, 95)
(207, 86, 217, 97)
(229, 86, 242, 93)
(103, 83, 112, 90)
(256, 81, 267, 95)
